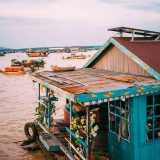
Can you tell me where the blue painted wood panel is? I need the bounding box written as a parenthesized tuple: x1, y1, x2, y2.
(139, 141, 160, 160)
(151, 143, 160, 160)
(75, 85, 160, 103)
(138, 96, 147, 145)
(133, 94, 160, 160)
(39, 133, 60, 152)
(108, 132, 133, 160)
(139, 145, 150, 160)
(131, 96, 139, 160)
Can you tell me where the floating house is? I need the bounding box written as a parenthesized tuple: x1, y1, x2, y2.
(27, 27, 160, 160)
(49, 47, 70, 53)
(70, 47, 81, 53)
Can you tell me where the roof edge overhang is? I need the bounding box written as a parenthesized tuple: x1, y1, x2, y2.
(75, 83, 160, 104)
(83, 37, 160, 80)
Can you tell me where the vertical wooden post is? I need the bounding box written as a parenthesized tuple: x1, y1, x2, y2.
(46, 87, 48, 96)
(108, 100, 111, 131)
(131, 96, 140, 160)
(48, 100, 51, 130)
(70, 100, 73, 151)
(46, 88, 49, 125)
(86, 105, 90, 160)
(38, 83, 40, 107)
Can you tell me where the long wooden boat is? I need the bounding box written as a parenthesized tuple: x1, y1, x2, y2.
(28, 53, 48, 57)
(51, 65, 76, 72)
(1, 71, 27, 74)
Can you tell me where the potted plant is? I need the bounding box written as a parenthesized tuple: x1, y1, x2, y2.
(91, 151, 109, 160)
(69, 112, 99, 159)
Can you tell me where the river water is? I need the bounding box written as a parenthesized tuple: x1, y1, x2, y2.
(0, 51, 95, 160)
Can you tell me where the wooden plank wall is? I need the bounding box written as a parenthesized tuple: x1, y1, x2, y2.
(92, 46, 150, 76)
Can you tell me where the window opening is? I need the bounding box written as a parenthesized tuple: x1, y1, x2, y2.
(146, 94, 160, 141)
(109, 98, 130, 141)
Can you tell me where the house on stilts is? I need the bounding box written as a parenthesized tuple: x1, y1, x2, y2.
(26, 27, 160, 160)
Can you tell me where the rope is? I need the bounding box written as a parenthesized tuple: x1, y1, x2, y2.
(32, 81, 38, 98)
(1, 140, 26, 144)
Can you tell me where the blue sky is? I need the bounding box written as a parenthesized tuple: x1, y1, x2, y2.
(0, 0, 160, 48)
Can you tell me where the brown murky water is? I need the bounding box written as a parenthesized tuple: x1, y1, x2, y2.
(0, 51, 95, 160)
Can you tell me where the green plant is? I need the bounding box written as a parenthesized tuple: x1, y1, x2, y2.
(38, 58, 46, 66)
(21, 59, 27, 64)
(51, 102, 56, 114)
(11, 59, 21, 65)
(94, 151, 105, 160)
(34, 103, 45, 124)
(33, 60, 40, 67)
(32, 59, 46, 67)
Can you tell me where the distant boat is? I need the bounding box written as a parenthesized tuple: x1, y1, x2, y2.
(62, 53, 86, 60)
(26, 50, 49, 57)
(27, 52, 49, 57)
(51, 65, 76, 72)
(1, 66, 26, 74)
(1, 59, 42, 74)
(0, 66, 37, 74)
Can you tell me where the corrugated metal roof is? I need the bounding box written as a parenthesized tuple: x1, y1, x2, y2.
(113, 37, 160, 74)
(30, 68, 157, 95)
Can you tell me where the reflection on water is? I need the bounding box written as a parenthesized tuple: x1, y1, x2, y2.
(0, 51, 95, 160)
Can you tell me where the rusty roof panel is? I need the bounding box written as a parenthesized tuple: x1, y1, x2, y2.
(113, 37, 160, 74)
(30, 68, 159, 95)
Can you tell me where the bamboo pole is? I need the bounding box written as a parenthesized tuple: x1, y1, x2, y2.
(65, 138, 86, 160)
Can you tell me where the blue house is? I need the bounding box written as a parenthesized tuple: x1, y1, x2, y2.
(28, 27, 160, 160)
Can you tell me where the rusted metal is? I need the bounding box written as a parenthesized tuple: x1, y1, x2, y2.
(54, 74, 88, 86)
(30, 68, 157, 96)
(39, 72, 71, 85)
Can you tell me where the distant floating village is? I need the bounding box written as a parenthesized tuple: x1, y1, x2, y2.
(0, 46, 101, 55)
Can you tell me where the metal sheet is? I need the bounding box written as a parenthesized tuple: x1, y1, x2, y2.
(30, 68, 158, 96)
(113, 37, 160, 74)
